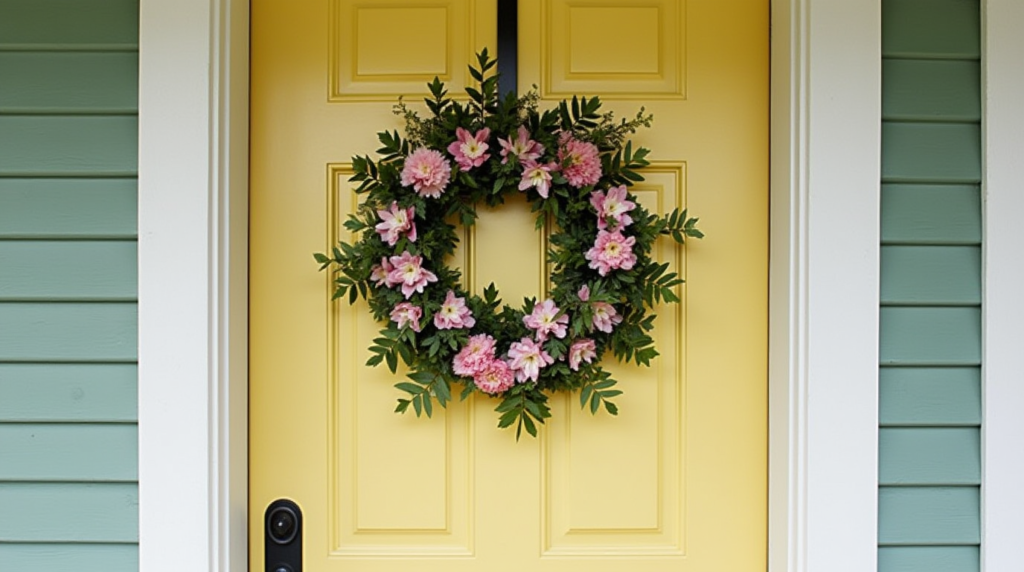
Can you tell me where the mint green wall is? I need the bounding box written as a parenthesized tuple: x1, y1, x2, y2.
(0, 0, 139, 570)
(879, 1, 981, 570)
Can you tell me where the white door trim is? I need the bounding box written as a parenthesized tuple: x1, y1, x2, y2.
(136, 1, 1022, 571)
(768, 1, 881, 570)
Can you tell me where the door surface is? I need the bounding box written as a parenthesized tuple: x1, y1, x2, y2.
(250, 1, 768, 570)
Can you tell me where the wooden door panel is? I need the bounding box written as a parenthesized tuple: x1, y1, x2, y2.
(251, 0, 767, 569)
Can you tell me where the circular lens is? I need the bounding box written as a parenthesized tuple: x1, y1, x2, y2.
(267, 507, 298, 544)
(274, 566, 293, 572)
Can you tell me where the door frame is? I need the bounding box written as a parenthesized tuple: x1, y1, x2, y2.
(136, 1, 1024, 571)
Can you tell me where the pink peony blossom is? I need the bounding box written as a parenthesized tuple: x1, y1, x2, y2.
(578, 284, 591, 302)
(375, 202, 417, 246)
(499, 126, 545, 165)
(518, 160, 559, 198)
(472, 359, 516, 395)
(591, 302, 623, 333)
(507, 337, 554, 384)
(523, 298, 569, 342)
(401, 147, 451, 198)
(568, 338, 597, 371)
(447, 127, 491, 171)
(585, 230, 637, 276)
(387, 250, 438, 298)
(453, 334, 497, 376)
(558, 134, 602, 188)
(370, 256, 395, 287)
(390, 302, 423, 332)
(591, 185, 636, 231)
(433, 290, 476, 330)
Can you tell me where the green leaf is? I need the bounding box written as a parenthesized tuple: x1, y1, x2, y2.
(395, 382, 423, 395)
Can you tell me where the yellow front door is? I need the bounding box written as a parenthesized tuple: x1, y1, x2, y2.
(250, 1, 767, 571)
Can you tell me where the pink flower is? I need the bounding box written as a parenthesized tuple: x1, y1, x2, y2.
(578, 284, 590, 302)
(507, 337, 554, 383)
(499, 126, 545, 165)
(401, 148, 451, 198)
(591, 185, 636, 231)
(447, 127, 491, 171)
(558, 134, 602, 188)
(591, 302, 623, 333)
(375, 202, 417, 246)
(370, 256, 394, 287)
(472, 359, 516, 395)
(434, 290, 476, 330)
(585, 230, 637, 276)
(453, 334, 497, 376)
(518, 160, 558, 198)
(387, 251, 438, 298)
(568, 339, 597, 371)
(390, 302, 423, 332)
(523, 299, 569, 342)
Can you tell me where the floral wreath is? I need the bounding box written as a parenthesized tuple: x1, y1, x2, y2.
(316, 51, 702, 438)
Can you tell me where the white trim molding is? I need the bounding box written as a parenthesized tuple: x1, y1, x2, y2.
(134, 0, 888, 571)
(981, 1, 1024, 570)
(769, 1, 881, 571)
(137, 1, 249, 571)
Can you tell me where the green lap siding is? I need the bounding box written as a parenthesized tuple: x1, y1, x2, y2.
(880, 1, 981, 571)
(0, 0, 139, 570)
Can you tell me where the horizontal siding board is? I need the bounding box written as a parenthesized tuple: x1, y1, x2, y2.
(0, 364, 137, 422)
(0, 303, 137, 362)
(0, 52, 138, 113)
(880, 246, 980, 305)
(0, 241, 137, 301)
(878, 546, 979, 572)
(0, 0, 139, 48)
(879, 367, 980, 426)
(0, 543, 138, 572)
(879, 307, 981, 365)
(882, 59, 980, 121)
(0, 423, 137, 481)
(881, 122, 981, 183)
(0, 482, 137, 542)
(0, 178, 137, 239)
(881, 0, 980, 59)
(878, 486, 980, 545)
(879, 428, 979, 485)
(0, 116, 138, 176)
(881, 184, 981, 245)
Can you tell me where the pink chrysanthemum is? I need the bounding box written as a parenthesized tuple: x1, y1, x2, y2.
(568, 338, 597, 371)
(447, 127, 491, 171)
(578, 284, 591, 302)
(370, 256, 394, 287)
(518, 160, 558, 199)
(453, 334, 497, 377)
(499, 126, 545, 165)
(472, 359, 516, 395)
(387, 250, 438, 298)
(585, 230, 637, 276)
(375, 202, 417, 246)
(390, 302, 423, 332)
(507, 337, 554, 384)
(523, 299, 569, 342)
(591, 302, 623, 333)
(401, 147, 451, 198)
(591, 185, 636, 231)
(434, 290, 475, 330)
(558, 134, 602, 188)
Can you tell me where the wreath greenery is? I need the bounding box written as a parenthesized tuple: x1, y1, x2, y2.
(316, 50, 702, 438)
